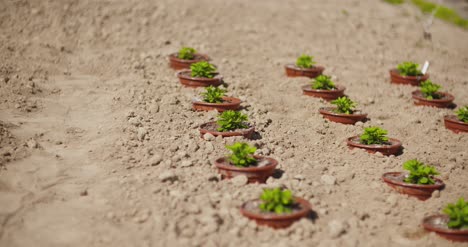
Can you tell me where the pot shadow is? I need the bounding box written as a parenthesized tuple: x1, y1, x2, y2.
(306, 210, 319, 223)
(221, 80, 229, 88)
(250, 131, 262, 140)
(447, 103, 457, 110)
(272, 169, 284, 179)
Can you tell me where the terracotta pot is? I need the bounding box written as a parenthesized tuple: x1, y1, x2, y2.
(411, 90, 454, 108)
(302, 85, 345, 101)
(389, 69, 429, 86)
(177, 70, 223, 88)
(192, 96, 242, 112)
(318, 107, 367, 125)
(168, 53, 210, 70)
(346, 136, 402, 156)
(422, 214, 468, 242)
(382, 172, 444, 200)
(214, 155, 277, 183)
(199, 121, 255, 139)
(444, 115, 468, 133)
(240, 197, 311, 229)
(284, 64, 325, 78)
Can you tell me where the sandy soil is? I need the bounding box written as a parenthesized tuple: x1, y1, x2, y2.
(0, 0, 467, 246)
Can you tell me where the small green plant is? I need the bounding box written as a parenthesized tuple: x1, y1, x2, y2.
(296, 55, 316, 69)
(259, 188, 294, 214)
(190, 61, 217, 78)
(397, 62, 422, 76)
(201, 86, 225, 103)
(178, 47, 196, 60)
(331, 97, 356, 114)
(442, 198, 468, 229)
(217, 110, 248, 132)
(455, 106, 468, 123)
(420, 80, 441, 100)
(226, 142, 257, 167)
(402, 159, 439, 185)
(311, 75, 335, 90)
(360, 126, 389, 145)
(384, 0, 404, 4)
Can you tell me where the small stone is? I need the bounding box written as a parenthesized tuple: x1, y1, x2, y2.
(386, 194, 398, 206)
(293, 174, 305, 181)
(128, 117, 140, 126)
(149, 154, 163, 166)
(231, 175, 248, 186)
(432, 190, 440, 198)
(203, 133, 215, 141)
(321, 175, 337, 185)
(159, 171, 178, 182)
(181, 160, 193, 167)
(26, 139, 39, 149)
(328, 220, 347, 238)
(80, 189, 88, 196)
(137, 127, 147, 141)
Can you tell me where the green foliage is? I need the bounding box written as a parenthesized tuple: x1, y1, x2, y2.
(296, 55, 316, 69)
(201, 86, 225, 103)
(420, 80, 441, 100)
(217, 110, 248, 132)
(397, 62, 422, 76)
(402, 159, 439, 185)
(443, 198, 468, 229)
(411, 0, 468, 29)
(360, 126, 389, 145)
(455, 106, 468, 123)
(190, 61, 217, 78)
(384, 0, 404, 4)
(178, 47, 196, 60)
(331, 97, 356, 114)
(259, 188, 294, 214)
(311, 75, 336, 90)
(226, 142, 257, 167)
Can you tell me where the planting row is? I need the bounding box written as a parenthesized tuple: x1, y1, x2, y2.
(166, 47, 468, 241)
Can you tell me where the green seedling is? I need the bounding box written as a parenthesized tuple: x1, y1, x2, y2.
(296, 55, 316, 69)
(397, 62, 422, 76)
(360, 126, 389, 145)
(331, 97, 356, 114)
(178, 47, 196, 60)
(420, 80, 441, 100)
(190, 61, 216, 78)
(311, 75, 335, 90)
(443, 197, 468, 229)
(217, 110, 248, 132)
(226, 142, 257, 167)
(259, 188, 294, 214)
(455, 106, 468, 123)
(403, 159, 439, 185)
(202, 86, 225, 103)
(384, 0, 404, 4)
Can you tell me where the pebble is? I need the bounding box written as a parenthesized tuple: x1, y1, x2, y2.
(149, 154, 163, 166)
(203, 133, 215, 141)
(231, 175, 248, 186)
(181, 160, 193, 167)
(321, 175, 337, 185)
(328, 220, 347, 238)
(432, 190, 440, 198)
(137, 127, 147, 141)
(159, 171, 178, 182)
(26, 139, 39, 149)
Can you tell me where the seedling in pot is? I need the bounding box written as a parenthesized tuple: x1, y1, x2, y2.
(420, 80, 441, 100)
(403, 159, 439, 185)
(169, 47, 210, 70)
(192, 86, 242, 112)
(347, 126, 402, 155)
(422, 198, 468, 242)
(390, 61, 429, 86)
(444, 106, 468, 133)
(191, 61, 217, 78)
(285, 54, 324, 78)
(331, 96, 356, 114)
(397, 61, 422, 76)
(177, 61, 222, 87)
(240, 187, 312, 228)
(199, 110, 255, 138)
(319, 97, 367, 124)
(213, 142, 277, 183)
(178, 47, 196, 60)
(311, 75, 336, 90)
(302, 75, 345, 100)
(412, 80, 455, 108)
(296, 54, 316, 69)
(202, 86, 225, 103)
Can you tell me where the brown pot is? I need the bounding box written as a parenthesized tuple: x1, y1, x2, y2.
(192, 96, 242, 112)
(302, 85, 345, 101)
(284, 64, 325, 78)
(319, 107, 368, 125)
(240, 197, 311, 229)
(422, 215, 468, 242)
(199, 121, 255, 139)
(412, 90, 454, 108)
(168, 53, 210, 70)
(382, 172, 444, 201)
(444, 115, 468, 133)
(346, 136, 402, 156)
(389, 69, 429, 86)
(214, 155, 277, 183)
(177, 70, 223, 88)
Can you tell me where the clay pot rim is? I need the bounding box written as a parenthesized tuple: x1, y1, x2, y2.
(346, 136, 402, 149)
(319, 107, 367, 118)
(444, 115, 468, 125)
(192, 96, 242, 106)
(302, 84, 346, 93)
(168, 52, 210, 62)
(199, 121, 255, 134)
(214, 156, 278, 172)
(177, 70, 223, 81)
(240, 197, 311, 221)
(412, 90, 455, 103)
(389, 69, 429, 80)
(284, 64, 325, 71)
(422, 214, 468, 235)
(382, 172, 445, 189)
